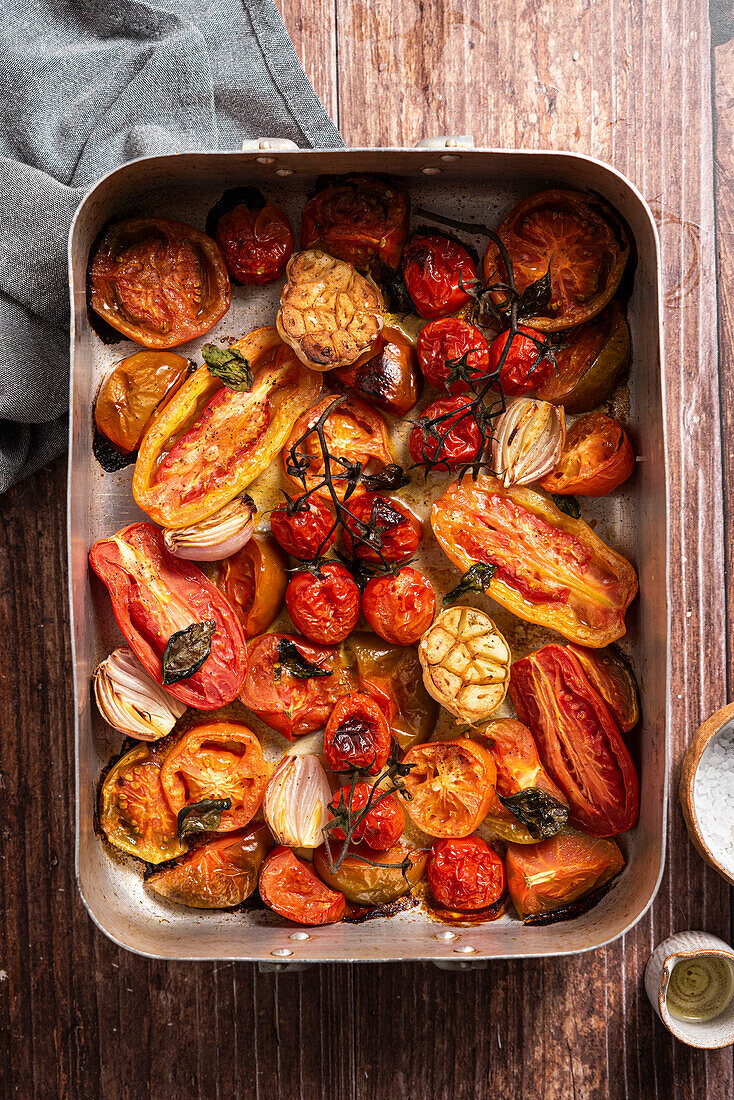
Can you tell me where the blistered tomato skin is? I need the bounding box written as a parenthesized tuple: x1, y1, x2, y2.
(333, 339, 421, 416)
(402, 230, 477, 320)
(487, 326, 555, 397)
(300, 175, 410, 271)
(417, 318, 490, 392)
(362, 567, 436, 647)
(270, 496, 336, 561)
(207, 187, 294, 285)
(341, 493, 423, 563)
(285, 563, 361, 645)
(328, 783, 405, 851)
(409, 395, 483, 471)
(540, 412, 635, 497)
(323, 692, 392, 775)
(259, 846, 347, 925)
(505, 830, 625, 921)
(145, 823, 273, 909)
(427, 837, 506, 911)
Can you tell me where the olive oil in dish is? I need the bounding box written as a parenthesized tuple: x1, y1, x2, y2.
(666, 956, 734, 1022)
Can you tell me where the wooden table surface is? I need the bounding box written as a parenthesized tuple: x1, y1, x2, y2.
(2, 2, 733, 1096)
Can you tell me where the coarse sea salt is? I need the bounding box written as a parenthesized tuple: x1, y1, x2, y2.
(693, 725, 734, 876)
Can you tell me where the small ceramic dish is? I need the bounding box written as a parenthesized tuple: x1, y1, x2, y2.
(645, 931, 734, 1048)
(679, 701, 734, 888)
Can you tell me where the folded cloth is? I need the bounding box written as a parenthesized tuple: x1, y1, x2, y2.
(0, 0, 343, 492)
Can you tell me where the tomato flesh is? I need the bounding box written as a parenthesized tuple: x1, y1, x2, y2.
(417, 318, 490, 392)
(401, 739, 497, 838)
(323, 692, 392, 774)
(217, 534, 288, 638)
(285, 563, 361, 644)
(362, 567, 435, 646)
(341, 493, 423, 563)
(99, 741, 185, 864)
(540, 412, 635, 497)
(427, 837, 506, 911)
(409, 394, 483, 471)
(505, 830, 624, 920)
(259, 846, 347, 925)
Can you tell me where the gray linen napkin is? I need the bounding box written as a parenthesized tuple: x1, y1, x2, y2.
(0, 0, 343, 492)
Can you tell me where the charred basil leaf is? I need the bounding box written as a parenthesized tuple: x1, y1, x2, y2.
(161, 620, 216, 685)
(202, 344, 254, 392)
(177, 798, 232, 841)
(522, 876, 620, 926)
(498, 788, 569, 840)
(275, 638, 333, 680)
(360, 464, 410, 493)
(516, 265, 553, 320)
(551, 494, 581, 519)
(443, 563, 497, 605)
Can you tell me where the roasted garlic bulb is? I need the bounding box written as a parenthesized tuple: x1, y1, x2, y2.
(263, 754, 332, 849)
(94, 647, 186, 740)
(418, 606, 511, 725)
(162, 494, 256, 560)
(491, 397, 565, 487)
(276, 249, 384, 371)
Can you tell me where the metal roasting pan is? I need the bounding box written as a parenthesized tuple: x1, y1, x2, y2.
(68, 138, 668, 968)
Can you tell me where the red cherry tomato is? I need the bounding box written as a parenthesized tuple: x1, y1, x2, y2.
(427, 837, 506, 911)
(402, 230, 476, 319)
(258, 846, 347, 925)
(323, 692, 392, 774)
(341, 493, 423, 563)
(417, 318, 490, 392)
(487, 325, 555, 396)
(207, 187, 294, 285)
(270, 496, 336, 561)
(362, 567, 436, 646)
(409, 394, 483, 471)
(285, 563, 361, 645)
(328, 782, 405, 851)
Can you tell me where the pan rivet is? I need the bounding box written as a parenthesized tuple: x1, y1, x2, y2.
(271, 947, 293, 957)
(257, 156, 275, 164)
(454, 944, 476, 954)
(290, 932, 310, 941)
(422, 167, 441, 175)
(275, 168, 294, 177)
(436, 930, 457, 940)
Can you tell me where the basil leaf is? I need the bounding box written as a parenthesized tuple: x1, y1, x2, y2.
(498, 788, 569, 840)
(552, 494, 581, 519)
(202, 344, 254, 392)
(442, 563, 497, 606)
(275, 638, 333, 680)
(177, 798, 232, 841)
(161, 620, 216, 685)
(516, 265, 552, 319)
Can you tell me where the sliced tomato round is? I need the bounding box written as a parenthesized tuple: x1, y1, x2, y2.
(259, 846, 347, 925)
(427, 837, 506, 911)
(300, 175, 409, 270)
(99, 741, 185, 864)
(540, 412, 635, 497)
(401, 739, 497, 838)
(341, 493, 423, 563)
(327, 782, 405, 851)
(417, 318, 490, 392)
(145, 823, 273, 908)
(285, 563, 361, 644)
(217, 534, 288, 639)
(313, 842, 427, 906)
(323, 692, 392, 774)
(362, 567, 435, 646)
(486, 325, 554, 397)
(270, 495, 336, 561)
(94, 350, 192, 454)
(409, 394, 484, 471)
(206, 187, 294, 284)
(402, 230, 476, 319)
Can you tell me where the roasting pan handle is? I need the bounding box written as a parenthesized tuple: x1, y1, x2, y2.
(240, 138, 300, 152)
(414, 136, 475, 150)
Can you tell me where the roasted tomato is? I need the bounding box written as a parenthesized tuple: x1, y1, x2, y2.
(481, 719, 569, 844)
(89, 216, 230, 347)
(409, 394, 483, 471)
(362, 567, 435, 646)
(269, 496, 336, 561)
(206, 187, 294, 284)
(313, 842, 427, 906)
(323, 692, 392, 774)
(486, 325, 555, 397)
(133, 327, 321, 529)
(328, 782, 405, 850)
(567, 644, 640, 732)
(341, 493, 423, 563)
(94, 351, 191, 454)
(417, 318, 490, 392)
(510, 644, 639, 835)
(431, 473, 638, 647)
(240, 633, 353, 740)
(402, 230, 476, 319)
(285, 563, 361, 644)
(217, 534, 288, 638)
(534, 303, 631, 412)
(344, 633, 439, 752)
(505, 829, 625, 922)
(89, 523, 247, 709)
(300, 175, 409, 270)
(332, 338, 421, 416)
(99, 741, 185, 864)
(160, 722, 269, 833)
(427, 837, 506, 911)
(259, 846, 347, 925)
(283, 395, 393, 502)
(401, 739, 496, 838)
(145, 823, 273, 908)
(540, 412, 635, 497)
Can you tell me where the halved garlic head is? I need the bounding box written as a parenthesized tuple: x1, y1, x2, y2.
(162, 494, 256, 560)
(94, 647, 186, 740)
(492, 398, 565, 487)
(263, 754, 332, 849)
(418, 606, 511, 725)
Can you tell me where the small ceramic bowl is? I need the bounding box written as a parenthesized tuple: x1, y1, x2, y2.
(645, 931, 734, 1048)
(679, 701, 734, 887)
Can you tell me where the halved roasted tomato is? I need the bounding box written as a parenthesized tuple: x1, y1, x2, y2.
(145, 823, 273, 908)
(160, 722, 269, 833)
(240, 633, 354, 740)
(300, 175, 409, 271)
(94, 351, 192, 454)
(89, 523, 247, 709)
(283, 396, 393, 502)
(400, 739, 496, 838)
(534, 302, 631, 411)
(133, 327, 322, 529)
(567, 643, 640, 732)
(313, 842, 427, 905)
(259, 846, 347, 925)
(99, 741, 185, 864)
(217, 534, 288, 638)
(483, 191, 630, 331)
(206, 187, 294, 284)
(332, 338, 422, 416)
(540, 412, 635, 497)
(431, 473, 638, 647)
(89, 216, 230, 347)
(480, 719, 569, 844)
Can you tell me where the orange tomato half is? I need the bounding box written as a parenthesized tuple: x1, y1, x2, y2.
(400, 739, 497, 838)
(540, 412, 635, 497)
(217, 534, 288, 638)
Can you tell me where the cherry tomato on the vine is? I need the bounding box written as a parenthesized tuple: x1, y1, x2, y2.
(285, 563, 361, 645)
(417, 318, 490, 392)
(487, 325, 555, 397)
(402, 230, 477, 319)
(323, 692, 392, 774)
(409, 394, 483, 471)
(362, 567, 435, 646)
(206, 187, 294, 285)
(341, 493, 423, 563)
(328, 782, 405, 851)
(427, 837, 506, 911)
(270, 496, 336, 561)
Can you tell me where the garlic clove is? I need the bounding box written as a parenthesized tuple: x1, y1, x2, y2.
(263, 754, 332, 849)
(94, 646, 186, 740)
(492, 398, 565, 487)
(162, 494, 256, 560)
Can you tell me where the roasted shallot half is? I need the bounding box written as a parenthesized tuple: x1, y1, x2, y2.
(263, 754, 333, 849)
(162, 495, 256, 560)
(491, 398, 565, 488)
(93, 646, 186, 741)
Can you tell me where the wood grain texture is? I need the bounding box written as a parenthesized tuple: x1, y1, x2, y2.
(0, 1, 732, 1097)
